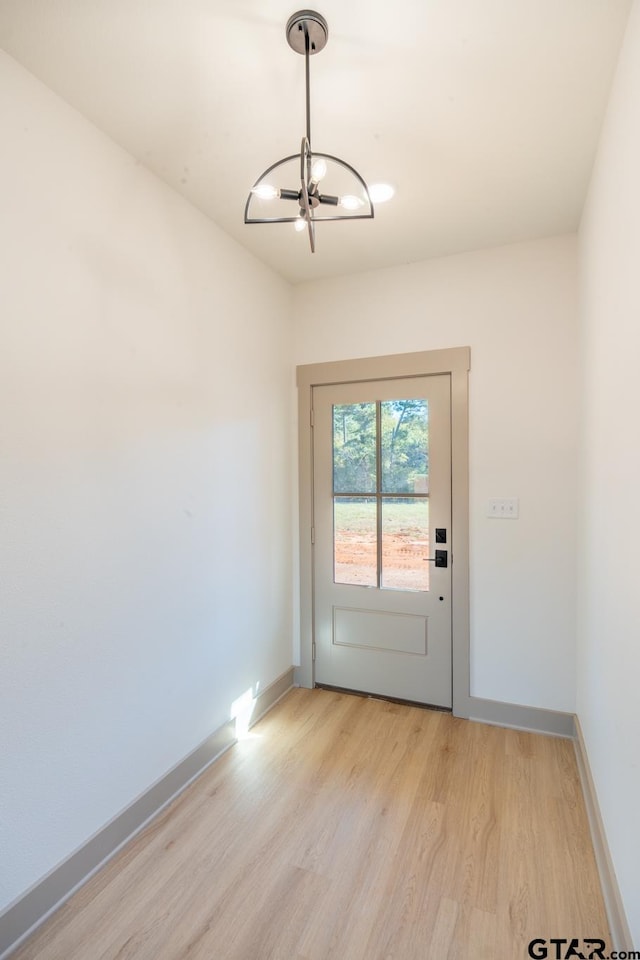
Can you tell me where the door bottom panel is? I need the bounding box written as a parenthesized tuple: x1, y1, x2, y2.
(333, 606, 428, 656)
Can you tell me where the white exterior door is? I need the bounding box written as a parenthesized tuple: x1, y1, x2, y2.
(313, 374, 452, 707)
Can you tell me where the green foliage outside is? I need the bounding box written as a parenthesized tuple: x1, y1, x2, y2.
(332, 399, 428, 494)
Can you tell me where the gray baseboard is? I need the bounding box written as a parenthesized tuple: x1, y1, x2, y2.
(573, 716, 634, 951)
(465, 695, 576, 737)
(0, 667, 295, 960)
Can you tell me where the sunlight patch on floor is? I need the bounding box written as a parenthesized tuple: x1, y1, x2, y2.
(230, 684, 263, 740)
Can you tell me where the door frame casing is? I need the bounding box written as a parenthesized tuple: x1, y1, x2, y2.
(296, 347, 472, 719)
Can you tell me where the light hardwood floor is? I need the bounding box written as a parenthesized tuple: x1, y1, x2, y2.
(12, 688, 608, 959)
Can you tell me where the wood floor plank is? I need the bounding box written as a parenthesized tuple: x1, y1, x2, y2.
(11, 689, 609, 960)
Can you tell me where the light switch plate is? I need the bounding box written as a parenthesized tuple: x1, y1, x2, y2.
(487, 498, 519, 519)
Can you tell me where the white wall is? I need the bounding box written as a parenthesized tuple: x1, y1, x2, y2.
(578, 0, 640, 944)
(294, 234, 579, 713)
(0, 51, 293, 912)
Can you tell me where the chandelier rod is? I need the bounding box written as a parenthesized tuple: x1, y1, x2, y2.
(304, 23, 312, 146)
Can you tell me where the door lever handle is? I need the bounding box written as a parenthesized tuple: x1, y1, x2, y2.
(424, 550, 448, 568)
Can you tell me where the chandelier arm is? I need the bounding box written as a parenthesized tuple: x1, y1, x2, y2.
(299, 137, 315, 253)
(279, 188, 303, 201)
(317, 194, 339, 206)
(300, 180, 315, 253)
(300, 136, 313, 208)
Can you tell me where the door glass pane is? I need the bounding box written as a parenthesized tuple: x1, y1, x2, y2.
(334, 497, 377, 586)
(381, 399, 428, 494)
(381, 497, 429, 591)
(333, 403, 376, 494)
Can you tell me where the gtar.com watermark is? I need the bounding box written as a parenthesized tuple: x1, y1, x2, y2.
(527, 939, 639, 960)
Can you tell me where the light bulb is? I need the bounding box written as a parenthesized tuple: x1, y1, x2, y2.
(294, 217, 306, 232)
(251, 183, 280, 201)
(368, 183, 395, 203)
(310, 158, 327, 183)
(339, 195, 365, 211)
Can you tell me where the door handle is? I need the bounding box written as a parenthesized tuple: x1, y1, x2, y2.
(425, 550, 448, 568)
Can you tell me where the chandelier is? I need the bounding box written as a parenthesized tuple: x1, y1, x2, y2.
(244, 10, 374, 253)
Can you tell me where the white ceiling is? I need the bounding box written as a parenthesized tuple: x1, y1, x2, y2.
(0, 0, 632, 284)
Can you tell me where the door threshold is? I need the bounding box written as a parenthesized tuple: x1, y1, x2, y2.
(314, 683, 452, 714)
